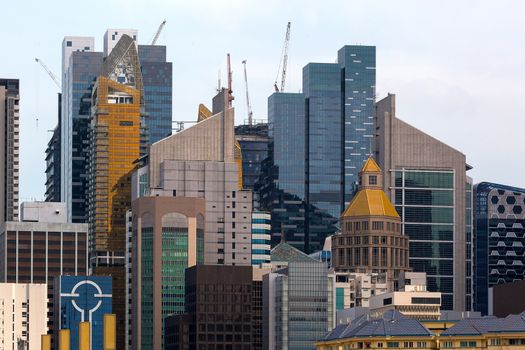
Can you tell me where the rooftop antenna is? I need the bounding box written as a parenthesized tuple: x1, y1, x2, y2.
(280, 224, 286, 243)
(217, 69, 221, 93)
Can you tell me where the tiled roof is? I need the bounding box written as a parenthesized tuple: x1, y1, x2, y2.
(441, 312, 525, 336)
(341, 189, 400, 219)
(324, 310, 432, 341)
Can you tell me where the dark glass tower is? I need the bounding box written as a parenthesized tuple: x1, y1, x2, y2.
(260, 45, 376, 253)
(473, 182, 525, 315)
(138, 45, 173, 144)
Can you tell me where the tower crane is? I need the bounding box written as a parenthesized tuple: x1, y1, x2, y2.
(227, 53, 234, 107)
(241, 60, 253, 125)
(274, 22, 291, 92)
(35, 58, 61, 91)
(150, 20, 167, 45)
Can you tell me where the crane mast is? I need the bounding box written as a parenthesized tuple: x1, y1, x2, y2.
(274, 22, 291, 92)
(242, 60, 253, 125)
(227, 53, 234, 107)
(35, 58, 61, 91)
(150, 20, 166, 45)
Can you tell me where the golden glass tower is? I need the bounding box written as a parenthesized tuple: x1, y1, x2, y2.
(88, 34, 142, 349)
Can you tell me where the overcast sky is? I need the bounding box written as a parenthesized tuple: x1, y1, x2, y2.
(2, 0, 525, 201)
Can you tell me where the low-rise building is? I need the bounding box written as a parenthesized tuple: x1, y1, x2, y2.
(369, 287, 442, 320)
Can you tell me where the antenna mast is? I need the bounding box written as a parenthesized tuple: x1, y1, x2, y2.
(242, 60, 253, 125)
(227, 53, 234, 107)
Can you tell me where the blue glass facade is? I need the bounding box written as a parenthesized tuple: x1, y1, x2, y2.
(260, 46, 375, 253)
(56, 276, 112, 350)
(138, 45, 173, 144)
(473, 182, 525, 315)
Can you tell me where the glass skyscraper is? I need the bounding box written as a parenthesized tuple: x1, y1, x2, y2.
(473, 182, 525, 315)
(260, 45, 375, 253)
(138, 45, 173, 144)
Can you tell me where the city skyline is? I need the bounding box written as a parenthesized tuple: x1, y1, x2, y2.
(2, 0, 525, 202)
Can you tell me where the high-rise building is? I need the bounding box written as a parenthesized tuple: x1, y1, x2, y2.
(235, 122, 269, 194)
(138, 45, 173, 144)
(133, 89, 253, 265)
(45, 94, 62, 202)
(263, 242, 335, 350)
(54, 276, 112, 350)
(131, 196, 205, 350)
(332, 157, 411, 291)
(0, 78, 20, 222)
(87, 34, 142, 349)
(0, 283, 48, 350)
(375, 93, 472, 311)
(251, 211, 271, 266)
(0, 202, 87, 342)
(164, 265, 261, 350)
(473, 182, 525, 315)
(103, 29, 137, 57)
(60, 36, 103, 222)
(260, 45, 376, 253)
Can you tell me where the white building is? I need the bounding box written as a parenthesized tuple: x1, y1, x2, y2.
(20, 201, 67, 223)
(369, 287, 442, 320)
(334, 272, 388, 309)
(103, 29, 137, 56)
(0, 283, 48, 350)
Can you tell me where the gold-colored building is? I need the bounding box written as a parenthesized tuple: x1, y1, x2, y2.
(87, 34, 142, 349)
(316, 310, 525, 350)
(332, 157, 410, 291)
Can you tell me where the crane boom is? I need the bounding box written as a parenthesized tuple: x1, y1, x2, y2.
(242, 60, 253, 125)
(35, 58, 61, 91)
(151, 20, 166, 45)
(274, 22, 291, 92)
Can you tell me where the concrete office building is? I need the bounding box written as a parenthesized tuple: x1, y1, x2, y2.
(131, 196, 205, 350)
(133, 89, 253, 265)
(332, 157, 411, 291)
(251, 211, 271, 265)
(369, 287, 442, 321)
(103, 29, 137, 57)
(20, 201, 67, 223)
(0, 283, 48, 350)
(334, 272, 388, 311)
(235, 122, 269, 194)
(264, 241, 335, 350)
(0, 79, 20, 222)
(164, 265, 261, 349)
(0, 204, 88, 341)
(473, 182, 525, 315)
(260, 45, 376, 253)
(54, 276, 112, 350)
(45, 94, 61, 203)
(375, 94, 472, 311)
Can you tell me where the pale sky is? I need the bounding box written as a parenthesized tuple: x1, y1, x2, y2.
(2, 0, 525, 202)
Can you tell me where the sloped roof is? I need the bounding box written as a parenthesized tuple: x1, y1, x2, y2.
(342, 189, 400, 219)
(441, 312, 525, 336)
(361, 157, 381, 173)
(271, 242, 317, 263)
(324, 310, 433, 341)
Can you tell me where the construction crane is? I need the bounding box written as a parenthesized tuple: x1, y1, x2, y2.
(150, 20, 166, 45)
(274, 22, 291, 92)
(35, 58, 61, 91)
(227, 53, 234, 107)
(241, 60, 253, 125)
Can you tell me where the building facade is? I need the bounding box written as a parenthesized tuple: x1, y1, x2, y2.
(235, 122, 269, 195)
(164, 265, 258, 349)
(131, 196, 205, 350)
(134, 89, 253, 266)
(375, 94, 471, 311)
(0, 220, 87, 341)
(251, 211, 271, 266)
(334, 272, 388, 311)
(260, 45, 376, 254)
(54, 276, 112, 350)
(473, 182, 525, 315)
(0, 78, 20, 222)
(0, 283, 48, 350)
(332, 157, 411, 291)
(45, 94, 61, 202)
(264, 242, 335, 350)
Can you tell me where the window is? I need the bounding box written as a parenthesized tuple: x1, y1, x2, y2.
(417, 342, 427, 348)
(66, 41, 72, 47)
(460, 341, 476, 348)
(404, 342, 414, 348)
(489, 339, 500, 346)
(387, 342, 399, 348)
(383, 297, 392, 305)
(442, 342, 453, 348)
(369, 175, 377, 185)
(378, 343, 384, 348)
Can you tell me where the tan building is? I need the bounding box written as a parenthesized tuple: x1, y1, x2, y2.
(369, 287, 442, 320)
(332, 157, 410, 291)
(131, 196, 205, 350)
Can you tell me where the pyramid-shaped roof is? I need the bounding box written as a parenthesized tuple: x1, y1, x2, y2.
(361, 157, 381, 173)
(342, 189, 400, 219)
(271, 242, 317, 263)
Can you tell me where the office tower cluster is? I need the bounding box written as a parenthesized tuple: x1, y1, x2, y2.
(1, 20, 524, 350)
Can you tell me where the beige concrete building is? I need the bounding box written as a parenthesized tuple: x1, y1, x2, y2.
(0, 79, 19, 222)
(370, 286, 442, 320)
(0, 283, 48, 350)
(133, 89, 253, 265)
(375, 93, 472, 311)
(131, 196, 205, 350)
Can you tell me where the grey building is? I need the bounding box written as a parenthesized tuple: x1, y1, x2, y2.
(263, 241, 335, 350)
(45, 94, 61, 202)
(260, 45, 376, 253)
(235, 122, 269, 194)
(0, 79, 20, 222)
(133, 88, 253, 265)
(375, 93, 472, 311)
(473, 182, 525, 315)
